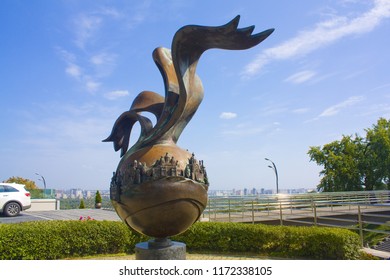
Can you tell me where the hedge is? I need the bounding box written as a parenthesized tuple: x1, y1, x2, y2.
(0, 221, 361, 260)
(0, 220, 145, 260)
(175, 222, 362, 260)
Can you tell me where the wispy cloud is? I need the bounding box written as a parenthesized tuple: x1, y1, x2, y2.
(369, 82, 390, 92)
(90, 52, 118, 78)
(292, 108, 310, 114)
(243, 0, 390, 77)
(285, 70, 317, 84)
(90, 52, 116, 66)
(97, 7, 123, 18)
(319, 95, 364, 117)
(221, 121, 281, 137)
(65, 63, 82, 79)
(21, 102, 121, 151)
(57, 48, 82, 79)
(259, 105, 289, 116)
(359, 102, 390, 118)
(104, 90, 130, 100)
(342, 69, 368, 80)
(222, 125, 264, 137)
(58, 47, 101, 93)
(57, 8, 125, 95)
(71, 7, 124, 49)
(85, 79, 101, 93)
(219, 112, 238, 120)
(73, 14, 103, 49)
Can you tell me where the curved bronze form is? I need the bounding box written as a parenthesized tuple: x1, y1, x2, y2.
(104, 16, 274, 238)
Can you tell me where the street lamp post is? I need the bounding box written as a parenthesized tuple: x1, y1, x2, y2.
(265, 158, 279, 194)
(35, 173, 47, 190)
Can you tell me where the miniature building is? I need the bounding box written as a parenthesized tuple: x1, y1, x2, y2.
(110, 152, 208, 199)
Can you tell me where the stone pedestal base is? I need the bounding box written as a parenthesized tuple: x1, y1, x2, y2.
(135, 238, 186, 260)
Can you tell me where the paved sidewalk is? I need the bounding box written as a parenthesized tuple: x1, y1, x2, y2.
(362, 248, 390, 259)
(72, 253, 270, 260)
(0, 209, 121, 224)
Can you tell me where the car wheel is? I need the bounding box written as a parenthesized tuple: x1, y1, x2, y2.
(4, 202, 21, 217)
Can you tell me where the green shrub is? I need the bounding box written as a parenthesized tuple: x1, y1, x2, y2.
(175, 222, 362, 260)
(0, 221, 145, 260)
(79, 199, 85, 209)
(0, 221, 361, 260)
(95, 191, 102, 204)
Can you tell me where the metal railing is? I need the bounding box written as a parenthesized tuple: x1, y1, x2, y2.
(203, 191, 390, 246)
(30, 188, 56, 199)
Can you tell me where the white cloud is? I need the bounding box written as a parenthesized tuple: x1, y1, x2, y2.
(370, 82, 390, 92)
(98, 7, 122, 18)
(90, 52, 118, 78)
(359, 102, 390, 117)
(72, 7, 125, 49)
(220, 121, 282, 137)
(56, 47, 76, 63)
(222, 126, 264, 136)
(104, 90, 130, 100)
(90, 52, 116, 66)
(65, 64, 82, 78)
(292, 108, 310, 114)
(20, 102, 118, 150)
(285, 70, 317, 84)
(260, 105, 289, 116)
(243, 0, 390, 77)
(85, 80, 101, 93)
(73, 14, 103, 49)
(319, 95, 364, 117)
(219, 112, 238, 119)
(58, 11, 124, 94)
(57, 48, 82, 79)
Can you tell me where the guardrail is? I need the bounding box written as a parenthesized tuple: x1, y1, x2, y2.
(203, 191, 390, 246)
(30, 189, 56, 199)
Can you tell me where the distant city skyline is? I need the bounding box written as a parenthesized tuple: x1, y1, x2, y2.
(54, 186, 314, 200)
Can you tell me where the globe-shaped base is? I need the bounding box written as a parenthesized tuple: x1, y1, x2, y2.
(112, 177, 207, 237)
(111, 143, 208, 238)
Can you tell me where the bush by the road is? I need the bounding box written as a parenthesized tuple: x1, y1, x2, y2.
(175, 222, 361, 260)
(0, 220, 361, 260)
(0, 220, 143, 259)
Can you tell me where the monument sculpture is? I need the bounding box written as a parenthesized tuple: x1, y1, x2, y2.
(104, 15, 274, 259)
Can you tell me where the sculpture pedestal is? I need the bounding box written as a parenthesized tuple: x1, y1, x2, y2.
(135, 238, 186, 260)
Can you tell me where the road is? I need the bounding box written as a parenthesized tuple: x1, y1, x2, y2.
(0, 209, 121, 224)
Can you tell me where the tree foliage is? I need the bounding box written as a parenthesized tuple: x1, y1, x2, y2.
(3, 176, 39, 190)
(308, 118, 390, 192)
(95, 190, 102, 204)
(79, 199, 85, 209)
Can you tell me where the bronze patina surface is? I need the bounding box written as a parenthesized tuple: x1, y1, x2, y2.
(104, 16, 274, 238)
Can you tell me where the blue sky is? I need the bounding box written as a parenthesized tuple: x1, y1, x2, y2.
(1, 0, 390, 191)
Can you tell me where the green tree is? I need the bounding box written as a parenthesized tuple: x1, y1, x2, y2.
(308, 135, 362, 192)
(94, 190, 102, 209)
(95, 190, 102, 204)
(365, 118, 390, 189)
(4, 176, 39, 190)
(308, 118, 390, 192)
(79, 199, 85, 209)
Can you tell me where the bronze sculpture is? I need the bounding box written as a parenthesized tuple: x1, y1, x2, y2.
(104, 16, 273, 241)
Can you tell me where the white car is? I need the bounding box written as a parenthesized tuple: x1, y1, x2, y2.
(0, 183, 31, 217)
